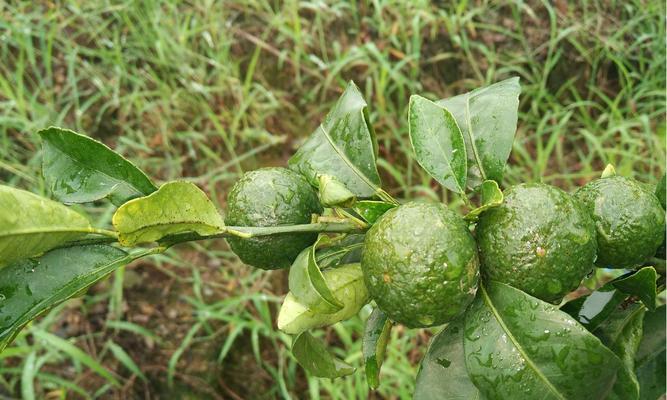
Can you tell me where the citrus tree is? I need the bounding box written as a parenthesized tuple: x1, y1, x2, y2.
(0, 79, 664, 399)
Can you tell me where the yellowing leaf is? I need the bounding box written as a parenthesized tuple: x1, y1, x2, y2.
(112, 181, 224, 246)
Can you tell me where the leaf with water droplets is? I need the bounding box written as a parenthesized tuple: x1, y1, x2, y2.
(464, 281, 623, 400)
(112, 181, 224, 246)
(363, 308, 392, 389)
(288, 82, 382, 198)
(0, 185, 91, 267)
(0, 245, 149, 352)
(414, 317, 483, 399)
(39, 127, 157, 206)
(437, 77, 520, 187)
(353, 200, 396, 224)
(612, 267, 658, 311)
(292, 331, 355, 378)
(408, 95, 467, 194)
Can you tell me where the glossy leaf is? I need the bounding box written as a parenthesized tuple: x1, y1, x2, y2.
(465, 180, 504, 221)
(0, 245, 147, 351)
(353, 201, 396, 224)
(408, 94, 467, 194)
(288, 81, 382, 198)
(0, 185, 91, 266)
(437, 77, 520, 186)
(39, 127, 156, 206)
(594, 303, 645, 400)
(315, 234, 365, 268)
(112, 181, 224, 246)
(612, 267, 657, 311)
(561, 283, 627, 331)
(414, 317, 482, 400)
(363, 308, 392, 389)
(277, 263, 369, 335)
(464, 281, 622, 400)
(288, 236, 344, 314)
(292, 332, 355, 378)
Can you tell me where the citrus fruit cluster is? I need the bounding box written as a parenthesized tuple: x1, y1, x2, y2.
(226, 168, 664, 328)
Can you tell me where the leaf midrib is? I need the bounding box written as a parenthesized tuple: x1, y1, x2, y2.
(463, 91, 488, 181)
(480, 284, 566, 400)
(319, 117, 380, 195)
(0, 227, 93, 238)
(46, 139, 150, 197)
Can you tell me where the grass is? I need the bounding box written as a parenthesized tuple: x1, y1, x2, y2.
(0, 0, 665, 398)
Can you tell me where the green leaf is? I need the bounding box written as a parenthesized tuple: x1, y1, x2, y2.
(656, 174, 665, 210)
(601, 164, 617, 178)
(38, 127, 156, 206)
(0, 185, 91, 266)
(561, 284, 628, 331)
(112, 181, 224, 246)
(612, 267, 658, 311)
(635, 306, 666, 400)
(107, 340, 147, 381)
(408, 94, 467, 194)
(0, 245, 144, 352)
(464, 281, 622, 400)
(277, 263, 369, 335)
(288, 81, 383, 198)
(464, 180, 504, 221)
(437, 77, 520, 186)
(292, 331, 355, 379)
(363, 308, 392, 389)
(414, 317, 483, 400)
(594, 303, 645, 400)
(288, 236, 344, 314)
(636, 350, 665, 400)
(353, 200, 396, 224)
(318, 175, 356, 207)
(635, 306, 666, 368)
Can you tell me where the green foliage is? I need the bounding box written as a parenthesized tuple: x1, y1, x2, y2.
(0, 245, 149, 352)
(39, 127, 157, 206)
(289, 81, 384, 199)
(0, 185, 91, 266)
(362, 308, 392, 389)
(292, 332, 355, 379)
(464, 281, 622, 400)
(278, 263, 368, 335)
(464, 180, 504, 221)
(352, 201, 396, 224)
(414, 317, 481, 400)
(288, 236, 345, 314)
(408, 95, 467, 194)
(112, 181, 224, 246)
(436, 77, 520, 187)
(612, 267, 658, 311)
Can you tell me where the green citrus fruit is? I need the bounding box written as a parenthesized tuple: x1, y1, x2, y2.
(575, 176, 665, 269)
(361, 202, 480, 328)
(477, 183, 597, 303)
(225, 167, 322, 270)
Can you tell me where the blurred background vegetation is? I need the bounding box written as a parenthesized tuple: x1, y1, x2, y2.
(0, 0, 664, 398)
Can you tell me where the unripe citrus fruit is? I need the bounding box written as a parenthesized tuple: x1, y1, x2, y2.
(477, 183, 597, 303)
(361, 202, 480, 328)
(575, 176, 665, 269)
(225, 167, 322, 270)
